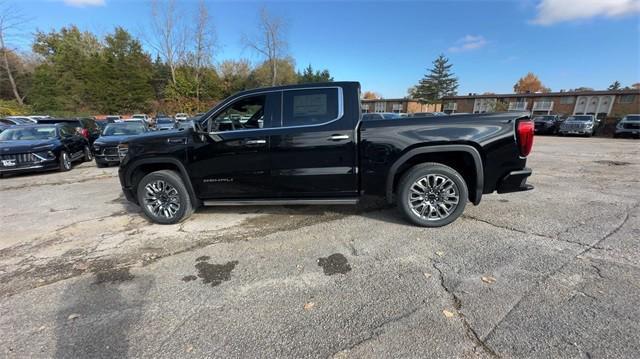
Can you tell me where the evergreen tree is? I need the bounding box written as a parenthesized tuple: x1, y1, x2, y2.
(297, 64, 333, 83)
(411, 55, 458, 104)
(608, 81, 621, 90)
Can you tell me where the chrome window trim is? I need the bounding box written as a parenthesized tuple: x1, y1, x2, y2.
(206, 86, 344, 135)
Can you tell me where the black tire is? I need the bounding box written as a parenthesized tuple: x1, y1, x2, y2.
(59, 151, 72, 172)
(83, 145, 94, 162)
(137, 170, 194, 224)
(397, 162, 468, 227)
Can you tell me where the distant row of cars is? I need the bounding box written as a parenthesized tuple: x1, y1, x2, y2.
(0, 113, 203, 177)
(533, 114, 640, 138)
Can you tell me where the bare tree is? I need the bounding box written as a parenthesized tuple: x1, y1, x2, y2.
(190, 0, 216, 109)
(148, 0, 186, 85)
(0, 2, 27, 105)
(244, 7, 286, 86)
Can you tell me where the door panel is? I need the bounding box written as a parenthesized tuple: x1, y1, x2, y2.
(269, 88, 358, 197)
(187, 93, 279, 199)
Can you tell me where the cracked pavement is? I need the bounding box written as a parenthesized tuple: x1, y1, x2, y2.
(1, 136, 639, 358)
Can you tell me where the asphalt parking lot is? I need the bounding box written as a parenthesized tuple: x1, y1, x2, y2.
(1, 136, 639, 358)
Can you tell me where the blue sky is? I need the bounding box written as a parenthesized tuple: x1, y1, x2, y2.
(10, 0, 640, 98)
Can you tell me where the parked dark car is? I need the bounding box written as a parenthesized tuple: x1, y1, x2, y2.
(410, 112, 447, 117)
(533, 115, 562, 135)
(362, 113, 403, 120)
(558, 115, 599, 136)
(0, 124, 92, 176)
(155, 117, 176, 130)
(614, 114, 640, 138)
(0, 123, 10, 134)
(0, 117, 33, 126)
(93, 121, 150, 167)
(37, 117, 101, 145)
(117, 82, 534, 227)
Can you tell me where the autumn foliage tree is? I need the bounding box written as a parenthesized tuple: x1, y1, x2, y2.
(513, 72, 550, 93)
(362, 91, 380, 100)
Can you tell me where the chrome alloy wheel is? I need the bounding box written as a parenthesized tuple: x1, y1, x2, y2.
(408, 174, 460, 221)
(143, 180, 181, 219)
(62, 152, 71, 170)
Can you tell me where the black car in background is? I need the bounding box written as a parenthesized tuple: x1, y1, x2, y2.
(362, 113, 403, 121)
(0, 124, 93, 176)
(93, 121, 150, 167)
(37, 117, 101, 145)
(1, 117, 33, 126)
(533, 115, 562, 134)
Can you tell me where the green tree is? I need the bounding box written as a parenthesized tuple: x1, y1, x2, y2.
(219, 59, 252, 98)
(411, 54, 458, 103)
(249, 57, 297, 88)
(99, 27, 154, 113)
(297, 64, 333, 83)
(30, 26, 101, 114)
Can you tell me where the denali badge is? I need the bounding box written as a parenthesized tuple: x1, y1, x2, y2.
(203, 178, 234, 183)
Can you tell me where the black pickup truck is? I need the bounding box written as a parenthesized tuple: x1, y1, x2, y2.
(118, 82, 534, 227)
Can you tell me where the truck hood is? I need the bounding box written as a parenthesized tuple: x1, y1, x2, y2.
(0, 139, 60, 154)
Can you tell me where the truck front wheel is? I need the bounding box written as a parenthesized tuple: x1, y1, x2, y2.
(137, 170, 194, 224)
(397, 163, 468, 227)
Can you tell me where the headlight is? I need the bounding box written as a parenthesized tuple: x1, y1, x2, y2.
(616, 123, 624, 129)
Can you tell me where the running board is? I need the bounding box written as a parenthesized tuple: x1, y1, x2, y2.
(203, 198, 359, 206)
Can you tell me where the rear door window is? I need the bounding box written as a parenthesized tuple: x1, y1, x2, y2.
(282, 88, 340, 127)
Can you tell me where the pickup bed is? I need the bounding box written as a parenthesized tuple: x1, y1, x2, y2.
(119, 82, 534, 227)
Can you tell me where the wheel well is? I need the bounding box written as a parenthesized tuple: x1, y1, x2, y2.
(128, 162, 200, 207)
(392, 151, 479, 203)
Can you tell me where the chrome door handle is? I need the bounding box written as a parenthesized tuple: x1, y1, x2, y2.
(329, 135, 349, 141)
(245, 139, 266, 145)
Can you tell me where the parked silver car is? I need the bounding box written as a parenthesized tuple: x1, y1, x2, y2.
(614, 114, 640, 139)
(558, 115, 598, 136)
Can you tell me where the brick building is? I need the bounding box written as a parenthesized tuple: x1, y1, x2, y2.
(360, 98, 441, 114)
(441, 89, 640, 119)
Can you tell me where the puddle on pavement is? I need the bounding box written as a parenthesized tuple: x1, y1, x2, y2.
(182, 257, 239, 286)
(317, 253, 352, 276)
(93, 267, 134, 284)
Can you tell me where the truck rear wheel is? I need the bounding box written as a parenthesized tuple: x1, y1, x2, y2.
(137, 170, 194, 224)
(397, 163, 468, 227)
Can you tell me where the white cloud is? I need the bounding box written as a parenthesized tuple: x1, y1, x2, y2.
(532, 0, 640, 25)
(448, 35, 488, 53)
(63, 0, 105, 7)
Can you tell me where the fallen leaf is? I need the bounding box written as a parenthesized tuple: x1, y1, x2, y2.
(443, 309, 455, 318)
(481, 276, 496, 284)
(303, 302, 315, 311)
(186, 345, 193, 353)
(37, 326, 46, 332)
(423, 272, 432, 279)
(435, 251, 445, 257)
(67, 313, 80, 320)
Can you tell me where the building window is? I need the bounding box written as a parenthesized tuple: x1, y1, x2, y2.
(361, 104, 370, 113)
(618, 95, 635, 104)
(560, 96, 575, 104)
(374, 102, 385, 112)
(392, 103, 403, 113)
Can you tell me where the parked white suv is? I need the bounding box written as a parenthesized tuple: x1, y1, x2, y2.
(175, 113, 189, 121)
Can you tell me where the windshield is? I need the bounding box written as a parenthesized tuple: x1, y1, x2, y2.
(0, 126, 57, 141)
(157, 118, 173, 124)
(624, 115, 640, 122)
(132, 115, 145, 119)
(105, 116, 120, 121)
(382, 113, 402, 119)
(102, 123, 146, 136)
(566, 116, 591, 121)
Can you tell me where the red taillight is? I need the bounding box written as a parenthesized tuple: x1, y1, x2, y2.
(81, 128, 90, 139)
(517, 120, 534, 157)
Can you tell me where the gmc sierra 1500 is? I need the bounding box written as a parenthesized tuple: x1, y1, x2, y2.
(118, 82, 534, 227)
